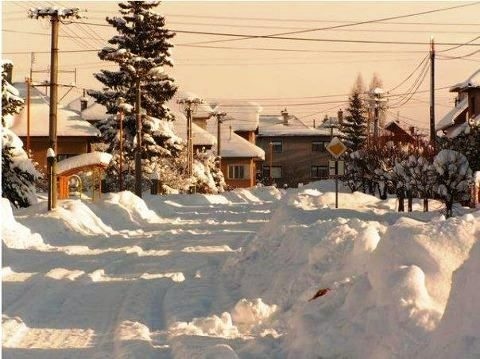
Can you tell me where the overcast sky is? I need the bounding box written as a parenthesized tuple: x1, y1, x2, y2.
(2, 1, 479, 131)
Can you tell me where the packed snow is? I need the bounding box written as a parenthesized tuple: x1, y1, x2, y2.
(2, 181, 479, 358)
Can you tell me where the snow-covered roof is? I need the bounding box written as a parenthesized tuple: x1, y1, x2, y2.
(172, 110, 216, 147)
(57, 151, 112, 175)
(437, 97, 468, 131)
(9, 83, 100, 138)
(205, 118, 264, 159)
(210, 100, 262, 132)
(82, 102, 109, 122)
(443, 122, 468, 139)
(259, 114, 333, 137)
(449, 69, 480, 92)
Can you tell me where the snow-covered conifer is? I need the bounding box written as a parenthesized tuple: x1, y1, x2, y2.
(342, 91, 368, 152)
(89, 1, 182, 192)
(1, 61, 40, 207)
(433, 149, 472, 218)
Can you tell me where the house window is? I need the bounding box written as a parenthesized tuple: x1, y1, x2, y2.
(312, 141, 327, 152)
(263, 166, 282, 179)
(269, 141, 283, 153)
(228, 164, 249, 179)
(311, 165, 328, 179)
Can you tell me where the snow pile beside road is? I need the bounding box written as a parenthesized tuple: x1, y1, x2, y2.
(170, 298, 278, 339)
(419, 218, 480, 359)
(225, 186, 479, 358)
(1, 198, 46, 249)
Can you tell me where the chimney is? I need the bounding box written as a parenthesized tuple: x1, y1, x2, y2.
(80, 97, 88, 111)
(281, 108, 289, 125)
(323, 114, 329, 123)
(409, 126, 415, 135)
(80, 89, 88, 111)
(337, 109, 343, 126)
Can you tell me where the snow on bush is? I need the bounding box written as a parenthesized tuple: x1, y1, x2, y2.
(433, 149, 472, 217)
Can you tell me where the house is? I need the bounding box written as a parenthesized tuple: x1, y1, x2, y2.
(437, 69, 480, 138)
(257, 109, 340, 187)
(9, 83, 100, 173)
(380, 121, 417, 145)
(204, 115, 264, 188)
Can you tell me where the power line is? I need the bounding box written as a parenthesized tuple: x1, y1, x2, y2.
(72, 20, 480, 48)
(386, 55, 429, 93)
(175, 2, 480, 46)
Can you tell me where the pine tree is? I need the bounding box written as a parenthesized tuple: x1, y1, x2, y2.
(89, 1, 182, 192)
(1, 61, 40, 208)
(342, 90, 368, 152)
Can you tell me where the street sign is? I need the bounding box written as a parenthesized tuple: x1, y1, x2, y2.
(326, 137, 347, 159)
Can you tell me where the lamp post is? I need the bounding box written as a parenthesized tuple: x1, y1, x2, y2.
(269, 142, 273, 185)
(177, 96, 203, 177)
(370, 87, 386, 143)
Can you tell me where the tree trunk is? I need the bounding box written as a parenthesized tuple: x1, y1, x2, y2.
(446, 200, 453, 218)
(407, 191, 413, 212)
(398, 191, 405, 212)
(423, 197, 429, 212)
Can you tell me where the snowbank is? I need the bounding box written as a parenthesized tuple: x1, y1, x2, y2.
(224, 187, 479, 358)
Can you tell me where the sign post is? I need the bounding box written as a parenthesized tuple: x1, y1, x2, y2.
(326, 137, 347, 208)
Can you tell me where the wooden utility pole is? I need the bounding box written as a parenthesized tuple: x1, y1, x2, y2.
(177, 97, 203, 177)
(135, 77, 142, 197)
(29, 6, 79, 211)
(430, 37, 436, 150)
(118, 106, 124, 192)
(25, 76, 31, 156)
(48, 13, 59, 210)
(212, 111, 226, 167)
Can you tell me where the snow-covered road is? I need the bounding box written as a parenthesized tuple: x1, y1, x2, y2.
(3, 189, 280, 358)
(3, 183, 480, 358)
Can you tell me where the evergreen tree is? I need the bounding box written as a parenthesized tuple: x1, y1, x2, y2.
(1, 61, 40, 208)
(440, 121, 480, 172)
(342, 90, 368, 152)
(89, 1, 182, 192)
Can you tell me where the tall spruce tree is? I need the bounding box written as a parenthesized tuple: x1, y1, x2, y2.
(89, 1, 183, 192)
(342, 89, 368, 152)
(1, 61, 40, 208)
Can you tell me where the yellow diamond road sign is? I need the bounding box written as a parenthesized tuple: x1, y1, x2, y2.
(326, 137, 347, 158)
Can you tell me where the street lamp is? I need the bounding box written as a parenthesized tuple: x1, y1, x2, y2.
(177, 96, 203, 177)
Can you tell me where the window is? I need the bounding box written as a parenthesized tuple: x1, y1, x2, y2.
(263, 166, 282, 179)
(269, 141, 283, 153)
(311, 165, 328, 179)
(312, 141, 327, 152)
(228, 165, 249, 179)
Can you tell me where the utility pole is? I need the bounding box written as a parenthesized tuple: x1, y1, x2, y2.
(25, 76, 31, 156)
(117, 98, 125, 192)
(177, 97, 203, 177)
(212, 111, 226, 167)
(135, 77, 142, 197)
(29, 6, 79, 211)
(430, 37, 436, 150)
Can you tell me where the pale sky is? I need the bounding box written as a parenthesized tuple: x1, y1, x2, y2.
(2, 1, 479, 132)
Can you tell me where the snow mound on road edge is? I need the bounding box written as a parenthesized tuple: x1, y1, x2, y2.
(225, 189, 480, 358)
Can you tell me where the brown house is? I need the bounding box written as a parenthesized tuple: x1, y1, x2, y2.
(437, 69, 480, 138)
(257, 110, 340, 187)
(380, 121, 417, 146)
(10, 83, 100, 173)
